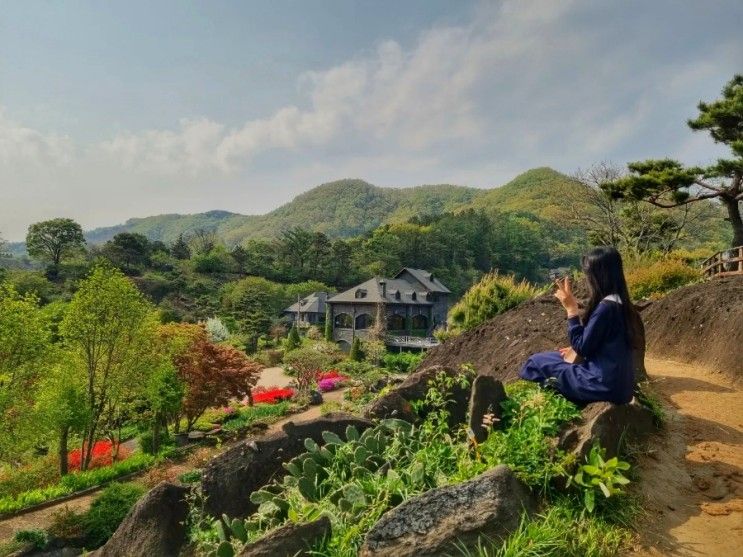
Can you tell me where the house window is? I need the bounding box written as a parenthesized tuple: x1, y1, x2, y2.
(395, 291, 401, 301)
(411, 314, 428, 330)
(355, 313, 374, 330)
(387, 314, 405, 331)
(334, 313, 353, 328)
(411, 292, 417, 301)
(355, 289, 367, 299)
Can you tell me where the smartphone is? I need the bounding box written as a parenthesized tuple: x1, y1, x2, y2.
(548, 268, 569, 282)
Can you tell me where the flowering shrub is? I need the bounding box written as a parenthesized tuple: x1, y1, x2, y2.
(252, 386, 295, 404)
(317, 370, 349, 392)
(68, 441, 131, 471)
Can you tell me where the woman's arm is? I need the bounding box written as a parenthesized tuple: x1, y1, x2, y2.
(567, 302, 611, 358)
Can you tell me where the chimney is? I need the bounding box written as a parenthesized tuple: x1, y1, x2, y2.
(379, 279, 387, 298)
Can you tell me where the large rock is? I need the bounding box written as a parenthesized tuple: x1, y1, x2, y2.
(360, 465, 536, 557)
(93, 482, 189, 557)
(558, 400, 656, 461)
(368, 365, 472, 426)
(202, 413, 372, 518)
(364, 392, 416, 423)
(237, 517, 331, 557)
(468, 375, 507, 443)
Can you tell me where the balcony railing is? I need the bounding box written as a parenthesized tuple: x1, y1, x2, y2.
(385, 335, 440, 348)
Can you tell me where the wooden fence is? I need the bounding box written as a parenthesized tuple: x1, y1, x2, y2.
(702, 246, 743, 278)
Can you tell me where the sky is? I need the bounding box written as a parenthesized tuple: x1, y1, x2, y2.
(1, 0, 741, 240)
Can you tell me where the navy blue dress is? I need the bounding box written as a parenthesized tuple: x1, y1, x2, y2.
(519, 299, 634, 405)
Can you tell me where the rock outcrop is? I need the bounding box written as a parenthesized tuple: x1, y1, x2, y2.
(468, 375, 507, 442)
(558, 400, 656, 460)
(237, 517, 331, 557)
(202, 413, 373, 518)
(364, 365, 472, 426)
(360, 465, 536, 557)
(92, 482, 189, 557)
(364, 391, 417, 423)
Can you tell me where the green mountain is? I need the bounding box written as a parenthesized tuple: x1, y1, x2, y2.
(80, 168, 594, 246)
(83, 179, 486, 245)
(460, 167, 589, 221)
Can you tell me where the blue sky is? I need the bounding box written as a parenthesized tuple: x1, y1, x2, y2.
(1, 0, 741, 239)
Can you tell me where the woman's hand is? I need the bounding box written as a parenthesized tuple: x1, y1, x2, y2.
(554, 277, 580, 318)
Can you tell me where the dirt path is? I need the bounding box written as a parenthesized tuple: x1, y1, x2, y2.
(630, 356, 743, 556)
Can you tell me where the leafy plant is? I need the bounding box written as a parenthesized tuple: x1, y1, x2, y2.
(13, 529, 48, 550)
(82, 482, 145, 547)
(568, 445, 630, 513)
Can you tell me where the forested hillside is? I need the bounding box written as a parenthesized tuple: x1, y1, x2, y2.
(76, 169, 594, 247)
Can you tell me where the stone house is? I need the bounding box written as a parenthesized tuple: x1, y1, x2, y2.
(283, 292, 328, 327)
(326, 268, 450, 350)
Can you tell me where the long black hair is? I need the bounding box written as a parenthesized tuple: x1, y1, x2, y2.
(581, 246, 641, 348)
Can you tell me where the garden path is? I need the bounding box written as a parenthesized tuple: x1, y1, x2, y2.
(629, 356, 742, 557)
(0, 366, 346, 546)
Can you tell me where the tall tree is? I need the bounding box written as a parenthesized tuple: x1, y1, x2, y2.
(0, 285, 52, 462)
(61, 265, 155, 470)
(605, 75, 743, 247)
(26, 218, 86, 273)
(171, 233, 191, 260)
(101, 232, 152, 274)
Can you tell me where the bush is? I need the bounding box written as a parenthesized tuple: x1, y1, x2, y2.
(448, 272, 540, 334)
(205, 316, 230, 342)
(83, 482, 145, 548)
(178, 470, 202, 484)
(383, 351, 424, 373)
(0, 454, 60, 499)
(256, 348, 284, 367)
(137, 430, 173, 456)
(14, 529, 48, 550)
(48, 506, 86, 543)
(625, 258, 701, 300)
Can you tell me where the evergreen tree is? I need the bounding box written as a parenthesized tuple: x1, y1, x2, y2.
(324, 308, 333, 341)
(286, 324, 301, 351)
(171, 234, 191, 260)
(349, 337, 363, 362)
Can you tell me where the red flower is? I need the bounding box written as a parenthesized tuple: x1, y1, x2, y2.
(68, 440, 131, 471)
(251, 386, 295, 404)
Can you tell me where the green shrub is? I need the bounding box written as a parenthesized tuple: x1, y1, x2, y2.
(625, 258, 701, 300)
(137, 430, 173, 456)
(48, 507, 86, 543)
(448, 273, 540, 334)
(383, 351, 423, 373)
(349, 337, 363, 361)
(220, 402, 291, 433)
(13, 529, 48, 550)
(83, 483, 145, 548)
(178, 470, 202, 484)
(0, 455, 60, 499)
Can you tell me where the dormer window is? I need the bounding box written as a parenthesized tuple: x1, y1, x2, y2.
(395, 291, 401, 301)
(355, 289, 367, 299)
(411, 292, 417, 301)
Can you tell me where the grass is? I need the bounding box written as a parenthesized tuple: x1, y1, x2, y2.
(220, 402, 292, 433)
(454, 500, 635, 557)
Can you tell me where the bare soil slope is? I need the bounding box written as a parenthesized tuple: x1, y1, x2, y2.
(642, 276, 743, 382)
(630, 357, 743, 556)
(422, 293, 567, 381)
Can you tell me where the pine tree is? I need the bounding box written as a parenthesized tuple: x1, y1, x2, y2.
(286, 325, 301, 351)
(349, 337, 362, 362)
(171, 234, 191, 260)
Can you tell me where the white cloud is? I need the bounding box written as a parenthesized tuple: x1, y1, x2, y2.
(0, 109, 74, 166)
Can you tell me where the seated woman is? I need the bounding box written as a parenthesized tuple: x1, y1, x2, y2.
(520, 246, 639, 405)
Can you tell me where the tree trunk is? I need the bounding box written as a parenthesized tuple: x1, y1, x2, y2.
(725, 197, 743, 247)
(152, 415, 161, 454)
(59, 426, 69, 476)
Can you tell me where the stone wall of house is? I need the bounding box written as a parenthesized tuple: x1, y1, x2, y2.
(329, 301, 444, 343)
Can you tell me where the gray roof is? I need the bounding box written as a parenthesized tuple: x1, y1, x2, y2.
(395, 268, 451, 294)
(284, 292, 328, 314)
(327, 268, 449, 306)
